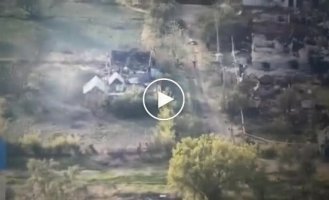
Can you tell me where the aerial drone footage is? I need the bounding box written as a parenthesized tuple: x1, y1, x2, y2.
(1, 0, 329, 199)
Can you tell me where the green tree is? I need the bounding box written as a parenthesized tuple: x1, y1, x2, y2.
(162, 21, 187, 67)
(19, 159, 86, 200)
(141, 0, 175, 49)
(277, 87, 298, 114)
(152, 105, 175, 156)
(168, 135, 258, 200)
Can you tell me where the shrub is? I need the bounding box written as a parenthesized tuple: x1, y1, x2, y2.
(168, 135, 258, 200)
(18, 132, 43, 156)
(260, 117, 294, 135)
(19, 159, 87, 200)
(105, 94, 158, 119)
(174, 114, 204, 138)
(259, 145, 278, 159)
(222, 91, 249, 116)
(11, 133, 81, 157)
(47, 135, 80, 156)
(150, 106, 176, 157)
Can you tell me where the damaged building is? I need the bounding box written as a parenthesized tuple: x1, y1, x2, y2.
(82, 49, 162, 107)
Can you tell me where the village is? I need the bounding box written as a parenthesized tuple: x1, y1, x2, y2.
(1, 0, 329, 199)
(82, 49, 162, 109)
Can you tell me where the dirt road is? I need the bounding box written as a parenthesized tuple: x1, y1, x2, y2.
(176, 4, 229, 135)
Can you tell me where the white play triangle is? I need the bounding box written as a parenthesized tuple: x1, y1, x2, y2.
(157, 91, 174, 109)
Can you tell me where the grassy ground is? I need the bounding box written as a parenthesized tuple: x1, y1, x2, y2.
(7, 155, 169, 198)
(1, 1, 155, 149)
(0, 1, 144, 59)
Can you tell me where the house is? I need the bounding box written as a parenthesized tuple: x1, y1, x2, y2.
(107, 72, 126, 92)
(110, 49, 155, 71)
(83, 76, 107, 109)
(127, 68, 162, 86)
(83, 76, 107, 95)
(127, 74, 150, 85)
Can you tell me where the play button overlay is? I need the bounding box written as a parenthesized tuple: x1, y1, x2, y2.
(158, 92, 174, 109)
(143, 78, 185, 121)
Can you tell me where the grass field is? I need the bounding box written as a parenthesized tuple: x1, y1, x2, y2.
(0, 1, 144, 59)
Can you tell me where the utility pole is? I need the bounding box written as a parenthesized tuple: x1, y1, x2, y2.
(231, 36, 246, 136)
(214, 10, 225, 102)
(231, 36, 239, 83)
(215, 11, 220, 58)
(148, 49, 153, 68)
(240, 108, 246, 135)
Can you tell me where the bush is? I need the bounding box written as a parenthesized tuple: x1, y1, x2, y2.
(222, 91, 249, 116)
(46, 135, 80, 156)
(168, 135, 258, 200)
(19, 159, 87, 200)
(10, 133, 81, 157)
(174, 114, 204, 138)
(260, 117, 294, 135)
(18, 132, 43, 156)
(259, 145, 278, 159)
(105, 94, 158, 119)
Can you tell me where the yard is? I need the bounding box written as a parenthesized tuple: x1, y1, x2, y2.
(1, 1, 157, 150)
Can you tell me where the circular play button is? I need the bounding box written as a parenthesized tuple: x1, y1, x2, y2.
(143, 78, 185, 121)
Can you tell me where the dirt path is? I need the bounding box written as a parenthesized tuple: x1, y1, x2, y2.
(176, 4, 229, 135)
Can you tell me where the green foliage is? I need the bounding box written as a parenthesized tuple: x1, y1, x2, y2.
(12, 133, 80, 156)
(277, 87, 299, 113)
(222, 90, 249, 115)
(0, 62, 33, 96)
(141, 0, 175, 49)
(259, 145, 278, 159)
(260, 117, 294, 135)
(162, 21, 187, 66)
(155, 105, 175, 141)
(18, 132, 43, 155)
(105, 93, 158, 119)
(150, 105, 175, 156)
(18, 159, 86, 200)
(200, 3, 236, 44)
(168, 135, 258, 200)
(174, 114, 204, 138)
(315, 87, 329, 108)
(247, 166, 269, 200)
(47, 135, 80, 156)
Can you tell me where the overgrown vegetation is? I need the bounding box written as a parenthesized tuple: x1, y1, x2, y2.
(149, 105, 176, 157)
(141, 0, 176, 49)
(8, 133, 80, 157)
(105, 93, 158, 119)
(168, 135, 261, 200)
(15, 159, 86, 200)
(174, 114, 204, 138)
